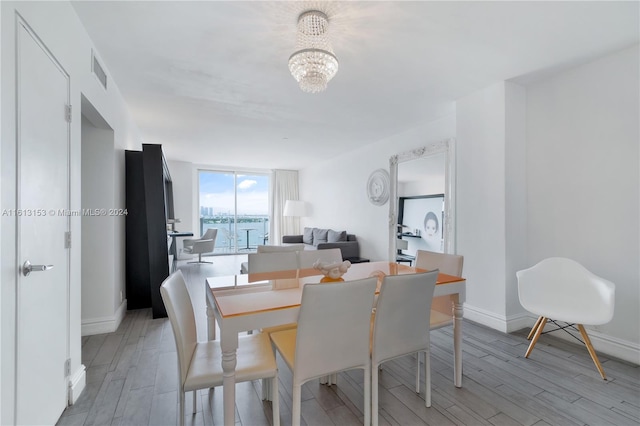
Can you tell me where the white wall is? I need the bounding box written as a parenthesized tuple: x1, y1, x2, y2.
(299, 115, 456, 262)
(81, 115, 115, 320)
(504, 83, 528, 319)
(526, 46, 639, 357)
(456, 82, 510, 326)
(1, 2, 142, 421)
(167, 160, 194, 257)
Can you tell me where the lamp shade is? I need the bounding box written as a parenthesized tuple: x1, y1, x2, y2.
(283, 200, 307, 217)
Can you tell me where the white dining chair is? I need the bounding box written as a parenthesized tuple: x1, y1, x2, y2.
(257, 243, 305, 253)
(414, 250, 464, 392)
(240, 244, 304, 274)
(298, 248, 342, 269)
(517, 257, 615, 379)
(247, 251, 299, 274)
(269, 247, 344, 387)
(269, 277, 377, 426)
(160, 271, 280, 426)
(371, 270, 439, 426)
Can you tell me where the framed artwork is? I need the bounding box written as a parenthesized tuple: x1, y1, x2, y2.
(398, 194, 445, 253)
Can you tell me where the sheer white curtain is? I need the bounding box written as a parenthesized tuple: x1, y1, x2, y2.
(270, 169, 299, 245)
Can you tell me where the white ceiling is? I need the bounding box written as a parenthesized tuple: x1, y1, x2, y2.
(71, 1, 638, 170)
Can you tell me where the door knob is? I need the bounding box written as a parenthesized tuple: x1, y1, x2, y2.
(22, 260, 54, 276)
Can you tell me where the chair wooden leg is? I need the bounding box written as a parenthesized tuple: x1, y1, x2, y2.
(577, 324, 607, 380)
(525, 317, 547, 358)
(527, 316, 544, 340)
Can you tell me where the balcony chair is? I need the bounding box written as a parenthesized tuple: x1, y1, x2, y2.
(517, 257, 615, 380)
(159, 271, 279, 426)
(371, 270, 439, 426)
(414, 249, 464, 392)
(183, 228, 217, 264)
(269, 278, 377, 426)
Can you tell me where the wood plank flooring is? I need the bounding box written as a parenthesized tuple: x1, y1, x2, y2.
(58, 254, 640, 426)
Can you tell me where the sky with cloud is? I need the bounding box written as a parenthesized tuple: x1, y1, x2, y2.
(199, 171, 269, 215)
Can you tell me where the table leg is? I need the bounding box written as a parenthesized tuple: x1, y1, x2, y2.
(452, 294, 463, 387)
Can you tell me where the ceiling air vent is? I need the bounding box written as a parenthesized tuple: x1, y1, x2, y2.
(91, 50, 107, 90)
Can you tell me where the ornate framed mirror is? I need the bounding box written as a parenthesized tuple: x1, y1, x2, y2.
(388, 139, 456, 261)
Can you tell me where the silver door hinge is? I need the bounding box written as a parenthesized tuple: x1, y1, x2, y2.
(65, 231, 72, 249)
(65, 359, 70, 376)
(65, 105, 72, 123)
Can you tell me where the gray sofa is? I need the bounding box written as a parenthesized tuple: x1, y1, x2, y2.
(282, 227, 360, 260)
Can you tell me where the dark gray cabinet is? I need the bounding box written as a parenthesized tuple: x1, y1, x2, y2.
(125, 144, 172, 318)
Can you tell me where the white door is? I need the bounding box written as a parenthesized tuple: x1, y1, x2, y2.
(16, 19, 70, 425)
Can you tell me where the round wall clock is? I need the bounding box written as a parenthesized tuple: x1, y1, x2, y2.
(367, 169, 390, 206)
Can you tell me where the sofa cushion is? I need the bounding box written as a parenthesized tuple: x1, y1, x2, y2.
(312, 228, 328, 246)
(327, 229, 347, 243)
(303, 227, 314, 245)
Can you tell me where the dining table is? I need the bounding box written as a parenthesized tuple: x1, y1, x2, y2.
(205, 261, 466, 426)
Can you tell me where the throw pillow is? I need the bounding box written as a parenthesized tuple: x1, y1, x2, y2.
(327, 229, 347, 243)
(303, 227, 314, 245)
(312, 228, 329, 246)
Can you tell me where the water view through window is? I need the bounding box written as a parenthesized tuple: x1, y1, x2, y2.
(199, 171, 269, 253)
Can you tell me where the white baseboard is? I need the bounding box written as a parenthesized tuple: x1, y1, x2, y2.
(463, 304, 511, 333)
(464, 303, 640, 365)
(68, 364, 86, 405)
(81, 299, 127, 336)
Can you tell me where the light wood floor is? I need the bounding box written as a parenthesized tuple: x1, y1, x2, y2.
(58, 255, 640, 426)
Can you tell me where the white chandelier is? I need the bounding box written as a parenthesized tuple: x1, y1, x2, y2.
(288, 10, 339, 93)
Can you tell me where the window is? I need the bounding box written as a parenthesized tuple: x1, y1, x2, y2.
(199, 170, 269, 253)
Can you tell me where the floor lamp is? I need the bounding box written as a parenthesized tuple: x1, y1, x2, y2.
(283, 200, 308, 235)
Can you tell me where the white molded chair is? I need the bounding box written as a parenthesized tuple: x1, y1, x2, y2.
(371, 271, 439, 426)
(270, 278, 377, 426)
(414, 250, 464, 392)
(517, 257, 615, 380)
(160, 271, 280, 426)
(183, 228, 217, 264)
(298, 248, 342, 269)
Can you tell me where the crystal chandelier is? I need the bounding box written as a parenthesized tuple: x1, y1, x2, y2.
(288, 10, 339, 93)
